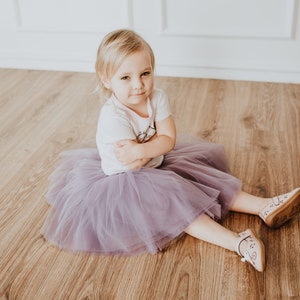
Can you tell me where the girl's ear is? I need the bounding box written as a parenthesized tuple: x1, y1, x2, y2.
(99, 73, 111, 89)
(103, 81, 111, 89)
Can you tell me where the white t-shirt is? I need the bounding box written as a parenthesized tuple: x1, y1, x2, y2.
(96, 88, 172, 175)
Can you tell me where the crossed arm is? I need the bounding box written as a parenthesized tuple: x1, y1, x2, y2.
(114, 115, 176, 169)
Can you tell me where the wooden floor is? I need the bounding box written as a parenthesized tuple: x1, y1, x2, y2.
(1, 68, 300, 300)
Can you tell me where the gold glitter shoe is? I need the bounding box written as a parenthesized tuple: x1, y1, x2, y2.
(235, 229, 265, 272)
(259, 188, 300, 228)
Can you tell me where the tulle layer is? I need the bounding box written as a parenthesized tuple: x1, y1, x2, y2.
(41, 138, 241, 255)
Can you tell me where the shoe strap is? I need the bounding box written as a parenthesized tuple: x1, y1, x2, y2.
(236, 233, 258, 267)
(235, 231, 251, 257)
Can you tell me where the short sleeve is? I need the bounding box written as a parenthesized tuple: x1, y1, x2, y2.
(152, 89, 171, 122)
(96, 101, 136, 145)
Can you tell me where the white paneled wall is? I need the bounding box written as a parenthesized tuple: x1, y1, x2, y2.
(1, 0, 300, 83)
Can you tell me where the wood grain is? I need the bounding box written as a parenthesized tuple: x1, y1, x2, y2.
(0, 69, 300, 299)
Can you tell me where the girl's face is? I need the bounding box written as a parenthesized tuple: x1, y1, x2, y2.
(105, 50, 154, 111)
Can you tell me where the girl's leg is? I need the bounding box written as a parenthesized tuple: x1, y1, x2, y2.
(230, 188, 300, 228)
(183, 188, 300, 271)
(229, 191, 270, 215)
(184, 213, 265, 272)
(184, 213, 238, 251)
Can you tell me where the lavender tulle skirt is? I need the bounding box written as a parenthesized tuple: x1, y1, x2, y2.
(41, 138, 241, 255)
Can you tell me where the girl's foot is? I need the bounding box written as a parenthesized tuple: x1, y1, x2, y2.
(235, 229, 265, 272)
(259, 188, 300, 228)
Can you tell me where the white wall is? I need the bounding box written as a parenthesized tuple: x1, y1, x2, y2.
(1, 0, 300, 83)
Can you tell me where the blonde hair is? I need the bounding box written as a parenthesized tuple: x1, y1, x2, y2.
(95, 29, 155, 98)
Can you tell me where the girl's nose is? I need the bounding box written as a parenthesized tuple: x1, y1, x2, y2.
(132, 77, 143, 89)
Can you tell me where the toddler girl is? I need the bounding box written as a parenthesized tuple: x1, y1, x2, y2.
(42, 29, 300, 272)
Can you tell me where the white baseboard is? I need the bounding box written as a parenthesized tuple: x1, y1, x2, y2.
(155, 65, 300, 84)
(1, 56, 300, 84)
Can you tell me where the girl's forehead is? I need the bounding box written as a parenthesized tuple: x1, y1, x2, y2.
(116, 50, 152, 72)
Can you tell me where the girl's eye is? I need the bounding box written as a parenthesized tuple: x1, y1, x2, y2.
(121, 76, 129, 80)
(141, 71, 151, 77)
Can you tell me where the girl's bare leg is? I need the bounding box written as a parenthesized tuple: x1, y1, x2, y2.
(229, 190, 271, 215)
(184, 213, 266, 271)
(184, 189, 297, 247)
(183, 190, 270, 251)
(184, 188, 300, 271)
(184, 213, 239, 251)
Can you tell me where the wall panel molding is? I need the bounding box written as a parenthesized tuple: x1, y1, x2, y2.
(13, 0, 134, 33)
(159, 0, 297, 39)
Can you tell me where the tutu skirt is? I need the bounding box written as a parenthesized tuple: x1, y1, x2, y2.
(41, 138, 241, 255)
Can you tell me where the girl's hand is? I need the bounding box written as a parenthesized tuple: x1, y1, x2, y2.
(114, 139, 142, 165)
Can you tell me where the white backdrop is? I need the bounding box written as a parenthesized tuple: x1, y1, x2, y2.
(1, 0, 300, 83)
